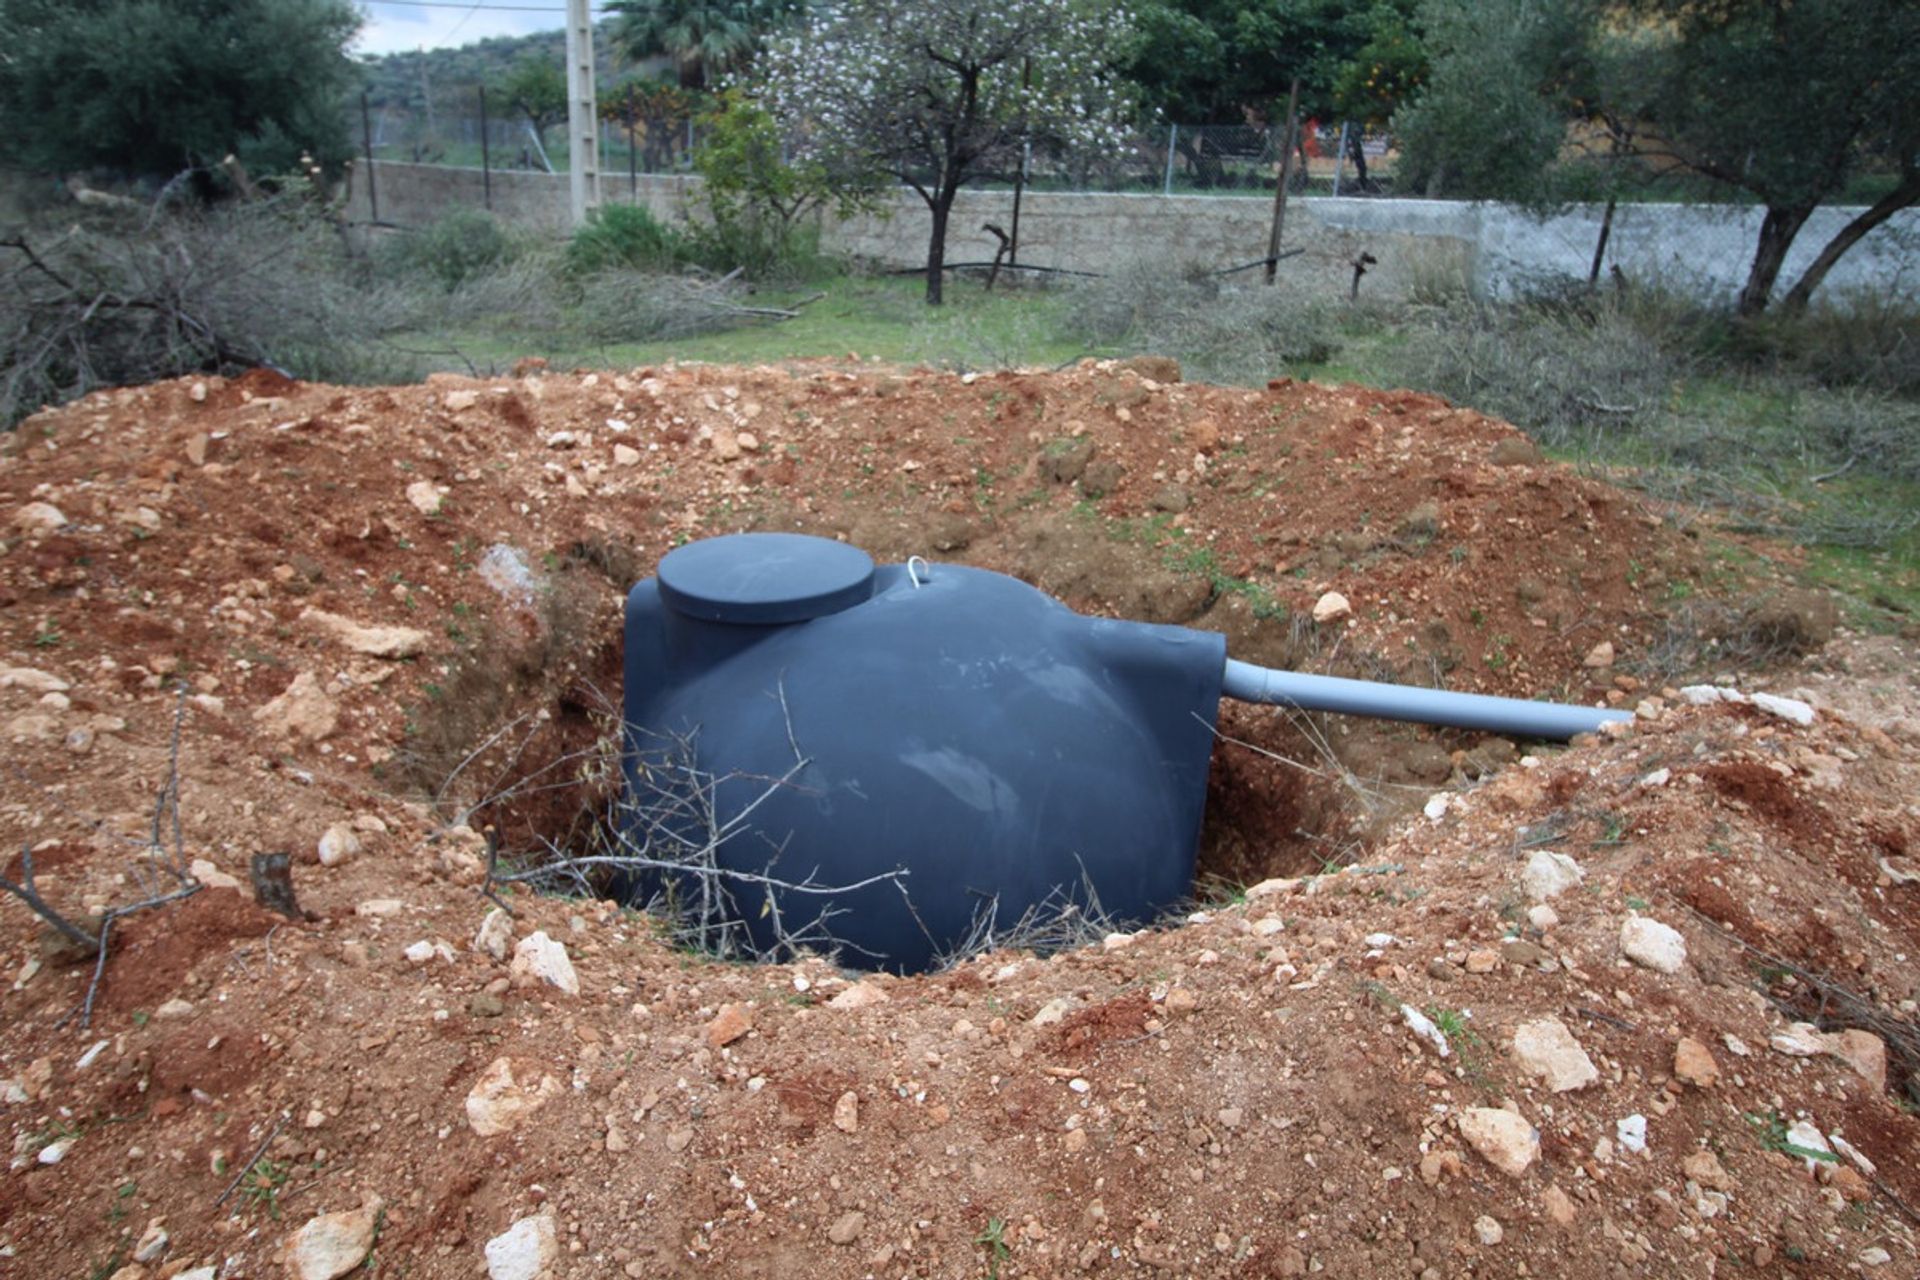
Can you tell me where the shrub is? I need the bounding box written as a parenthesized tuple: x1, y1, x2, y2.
(565, 203, 687, 275)
(378, 207, 517, 289)
(1380, 291, 1697, 448)
(1061, 259, 1341, 384)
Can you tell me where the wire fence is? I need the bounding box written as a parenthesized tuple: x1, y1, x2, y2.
(352, 93, 1399, 198)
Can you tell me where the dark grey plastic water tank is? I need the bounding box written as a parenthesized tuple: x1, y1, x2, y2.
(623, 533, 1224, 972)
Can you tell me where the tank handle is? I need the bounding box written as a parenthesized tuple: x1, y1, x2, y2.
(907, 556, 932, 588)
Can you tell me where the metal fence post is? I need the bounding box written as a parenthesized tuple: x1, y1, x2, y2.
(479, 86, 492, 210)
(360, 91, 378, 223)
(1163, 124, 1177, 196)
(1332, 120, 1349, 198)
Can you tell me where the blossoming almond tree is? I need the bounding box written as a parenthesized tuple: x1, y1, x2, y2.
(759, 0, 1135, 304)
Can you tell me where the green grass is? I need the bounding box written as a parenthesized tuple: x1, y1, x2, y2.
(419, 273, 1098, 373)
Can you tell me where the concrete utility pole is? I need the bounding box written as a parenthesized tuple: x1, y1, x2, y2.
(564, 0, 601, 226)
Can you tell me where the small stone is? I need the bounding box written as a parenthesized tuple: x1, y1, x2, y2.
(1829, 1132, 1877, 1176)
(510, 932, 579, 996)
(0, 666, 71, 693)
(1673, 1037, 1721, 1088)
(1473, 1216, 1504, 1246)
(132, 1218, 169, 1263)
(1459, 1108, 1538, 1178)
(705, 1003, 753, 1049)
(1682, 1149, 1733, 1192)
(1620, 916, 1687, 973)
(473, 907, 514, 961)
(1465, 948, 1500, 974)
(300, 609, 431, 659)
(1401, 1004, 1452, 1058)
(1312, 592, 1352, 624)
(252, 670, 340, 741)
(1771, 1022, 1826, 1056)
(1163, 987, 1198, 1017)
(736, 432, 759, 452)
(465, 1057, 562, 1136)
(1527, 905, 1560, 930)
(1615, 1114, 1648, 1155)
(1784, 1120, 1833, 1173)
(11, 502, 68, 532)
(1252, 916, 1285, 937)
(613, 443, 641, 467)
(1828, 1029, 1887, 1091)
(710, 429, 742, 461)
(281, 1196, 383, 1280)
(827, 981, 889, 1010)
(185, 433, 209, 466)
(1583, 641, 1616, 669)
(188, 859, 242, 891)
(37, 1137, 75, 1164)
(485, 1211, 559, 1280)
(1860, 1247, 1892, 1268)
(443, 389, 479, 412)
(1149, 484, 1190, 513)
(317, 823, 360, 868)
(404, 480, 446, 516)
(1523, 850, 1584, 902)
(355, 899, 404, 917)
(1542, 1184, 1576, 1227)
(1750, 692, 1815, 726)
(467, 993, 506, 1018)
(833, 1091, 859, 1133)
(828, 1211, 866, 1245)
(1511, 1018, 1599, 1092)
(153, 998, 194, 1020)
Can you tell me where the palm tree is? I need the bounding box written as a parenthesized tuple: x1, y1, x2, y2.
(605, 0, 800, 90)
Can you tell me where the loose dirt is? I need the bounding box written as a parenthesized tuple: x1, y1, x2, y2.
(2, 358, 1917, 1278)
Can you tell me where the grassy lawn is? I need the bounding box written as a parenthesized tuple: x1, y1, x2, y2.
(428, 272, 1103, 372)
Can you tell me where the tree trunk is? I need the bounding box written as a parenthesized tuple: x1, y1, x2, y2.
(1776, 173, 1920, 315)
(925, 193, 952, 306)
(1736, 205, 1813, 316)
(1347, 128, 1369, 188)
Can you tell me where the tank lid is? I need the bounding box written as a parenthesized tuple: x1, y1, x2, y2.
(657, 533, 876, 624)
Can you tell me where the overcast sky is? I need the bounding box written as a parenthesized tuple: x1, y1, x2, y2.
(353, 0, 571, 57)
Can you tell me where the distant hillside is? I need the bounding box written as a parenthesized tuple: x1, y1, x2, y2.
(356, 24, 647, 112)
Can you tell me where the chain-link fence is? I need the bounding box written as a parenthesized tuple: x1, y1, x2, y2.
(350, 94, 1398, 198)
(352, 90, 702, 185)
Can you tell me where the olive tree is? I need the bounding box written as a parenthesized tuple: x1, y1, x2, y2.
(758, 0, 1135, 304)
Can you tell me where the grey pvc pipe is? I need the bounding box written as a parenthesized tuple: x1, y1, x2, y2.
(1221, 658, 1632, 740)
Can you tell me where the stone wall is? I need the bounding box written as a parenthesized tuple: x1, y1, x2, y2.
(344, 160, 1920, 307)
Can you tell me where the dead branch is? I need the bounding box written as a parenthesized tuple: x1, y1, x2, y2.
(0, 843, 102, 952)
(214, 1114, 289, 1209)
(70, 878, 205, 1029)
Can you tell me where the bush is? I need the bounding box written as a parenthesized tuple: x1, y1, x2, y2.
(379, 208, 518, 289)
(1729, 292, 1920, 397)
(1061, 259, 1342, 384)
(2, 195, 419, 427)
(565, 203, 687, 275)
(1380, 290, 1699, 448)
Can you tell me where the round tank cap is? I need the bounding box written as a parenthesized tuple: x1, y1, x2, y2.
(657, 533, 876, 624)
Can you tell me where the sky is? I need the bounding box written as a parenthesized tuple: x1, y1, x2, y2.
(352, 0, 573, 57)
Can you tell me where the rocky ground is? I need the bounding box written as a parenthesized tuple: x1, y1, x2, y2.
(1, 358, 1917, 1279)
